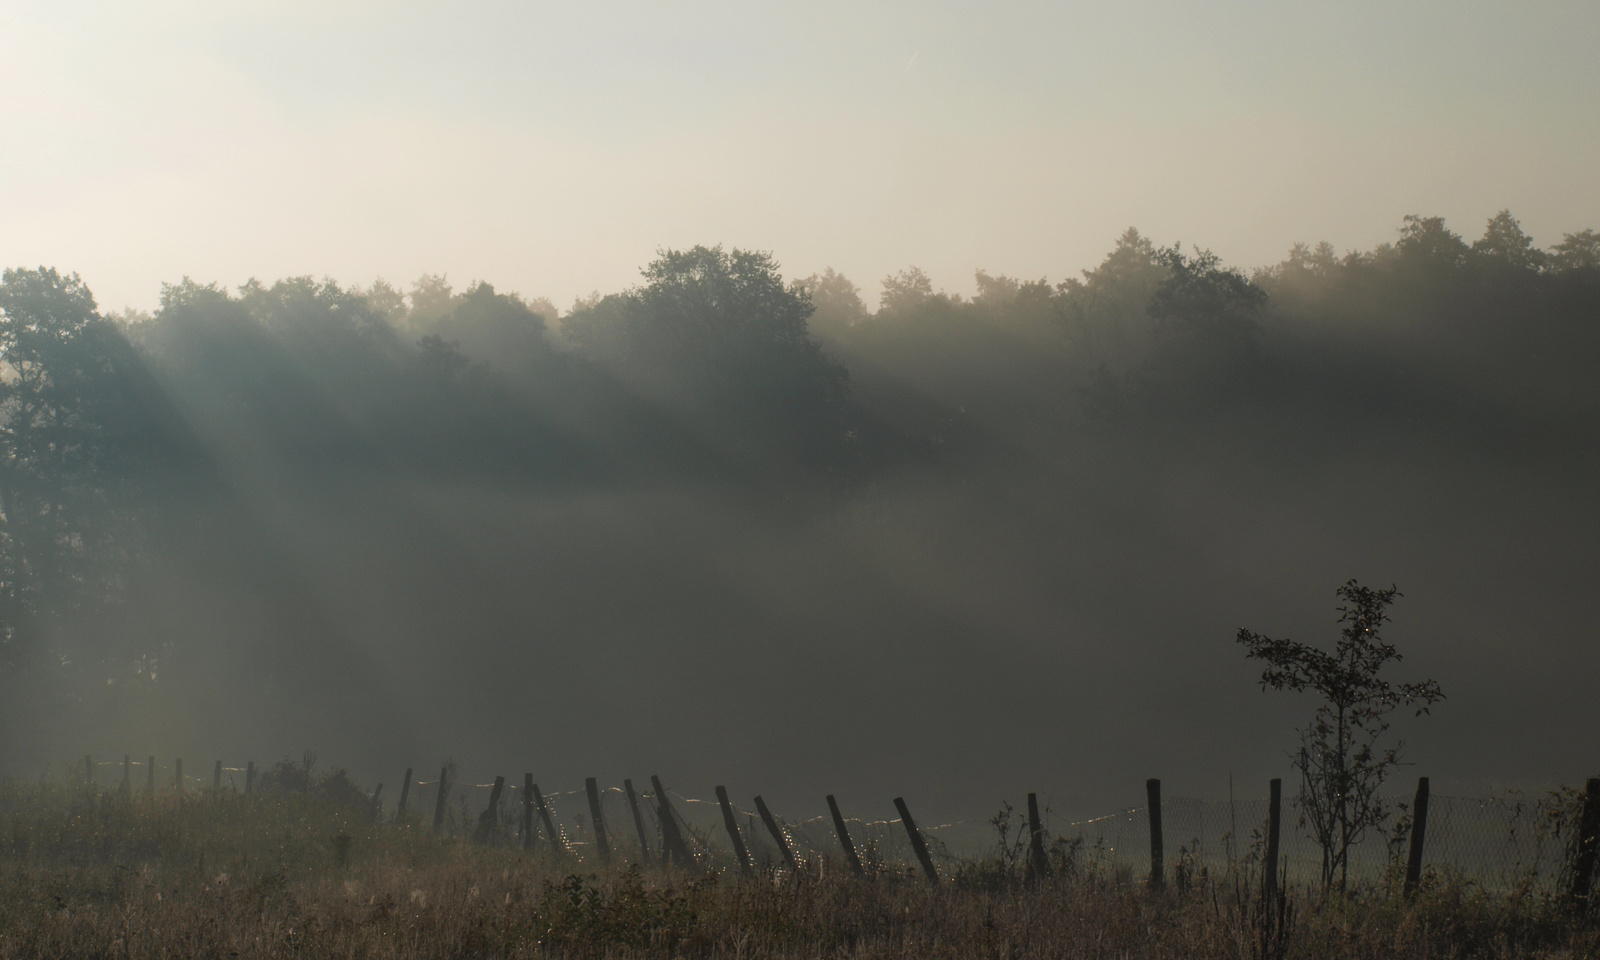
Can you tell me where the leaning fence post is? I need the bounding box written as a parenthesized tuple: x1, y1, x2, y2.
(532, 783, 565, 856)
(1404, 776, 1430, 898)
(1570, 777, 1600, 910)
(1025, 793, 1051, 885)
(827, 794, 865, 877)
(1263, 778, 1282, 903)
(894, 797, 939, 883)
(624, 779, 654, 864)
(246, 761, 256, 796)
(1146, 778, 1164, 892)
(586, 778, 613, 863)
(474, 776, 505, 844)
(715, 786, 753, 874)
(650, 775, 694, 865)
(518, 774, 533, 850)
(754, 796, 798, 871)
(397, 768, 412, 819)
(431, 765, 450, 835)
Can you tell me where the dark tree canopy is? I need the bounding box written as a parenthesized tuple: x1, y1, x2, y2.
(0, 212, 1598, 791)
(564, 245, 854, 471)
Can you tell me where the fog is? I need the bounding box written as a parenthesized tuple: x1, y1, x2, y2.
(2, 216, 1597, 825)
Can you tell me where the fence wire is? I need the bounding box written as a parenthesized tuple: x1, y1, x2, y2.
(34, 760, 1592, 895)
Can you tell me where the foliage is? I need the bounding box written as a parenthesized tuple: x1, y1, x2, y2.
(2, 209, 1600, 755)
(1396, 215, 1472, 268)
(535, 870, 705, 952)
(1551, 229, 1600, 272)
(0, 775, 1595, 959)
(1472, 210, 1547, 272)
(793, 268, 868, 337)
(1237, 581, 1444, 892)
(0, 268, 161, 681)
(1137, 244, 1267, 405)
(563, 245, 855, 470)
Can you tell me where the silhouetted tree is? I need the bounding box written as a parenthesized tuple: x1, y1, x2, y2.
(1551, 229, 1600, 272)
(429, 281, 551, 369)
(1237, 581, 1444, 893)
(878, 267, 938, 314)
(1128, 245, 1266, 409)
(795, 268, 868, 338)
(565, 245, 853, 470)
(1396, 215, 1471, 268)
(1057, 227, 1168, 375)
(0, 268, 150, 675)
(1473, 210, 1547, 273)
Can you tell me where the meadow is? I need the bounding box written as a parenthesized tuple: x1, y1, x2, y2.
(1, 771, 1595, 960)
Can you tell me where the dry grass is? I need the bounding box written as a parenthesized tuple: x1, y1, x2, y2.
(0, 782, 1594, 959)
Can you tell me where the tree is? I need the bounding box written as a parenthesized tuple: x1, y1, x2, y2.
(794, 268, 868, 337)
(1237, 581, 1444, 892)
(1056, 227, 1169, 375)
(1472, 210, 1547, 272)
(0, 268, 152, 677)
(1550, 229, 1600, 272)
(428, 281, 551, 368)
(563, 245, 853, 468)
(972, 271, 1057, 331)
(877, 267, 939, 314)
(1148, 245, 1265, 348)
(1126, 245, 1267, 408)
(1396, 215, 1470, 268)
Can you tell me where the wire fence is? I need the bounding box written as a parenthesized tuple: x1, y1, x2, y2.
(36, 757, 1598, 896)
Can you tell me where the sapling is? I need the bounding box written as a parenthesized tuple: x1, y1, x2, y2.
(1238, 580, 1444, 892)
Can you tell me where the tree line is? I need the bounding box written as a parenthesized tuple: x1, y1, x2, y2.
(0, 210, 1595, 736)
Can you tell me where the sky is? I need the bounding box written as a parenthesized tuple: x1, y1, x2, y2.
(3, 0, 1597, 312)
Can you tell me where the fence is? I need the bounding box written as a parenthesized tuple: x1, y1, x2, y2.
(29, 755, 1600, 902)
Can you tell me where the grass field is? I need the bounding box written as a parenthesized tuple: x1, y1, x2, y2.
(1, 778, 1595, 959)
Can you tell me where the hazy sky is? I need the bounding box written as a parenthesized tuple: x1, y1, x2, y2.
(4, 0, 1597, 312)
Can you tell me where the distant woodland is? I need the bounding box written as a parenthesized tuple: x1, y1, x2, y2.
(2, 211, 1597, 785)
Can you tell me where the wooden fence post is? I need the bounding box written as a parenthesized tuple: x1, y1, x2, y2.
(1146, 778, 1164, 892)
(715, 786, 753, 874)
(754, 796, 798, 871)
(246, 761, 256, 795)
(431, 765, 450, 835)
(397, 768, 412, 818)
(624, 779, 653, 864)
(827, 794, 865, 877)
(521, 774, 534, 851)
(532, 783, 565, 856)
(213, 761, 222, 795)
(586, 778, 613, 863)
(651, 775, 694, 866)
(474, 776, 505, 844)
(1404, 776, 1430, 899)
(146, 756, 155, 797)
(1570, 777, 1600, 910)
(1025, 792, 1051, 885)
(1263, 778, 1282, 903)
(894, 797, 939, 883)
